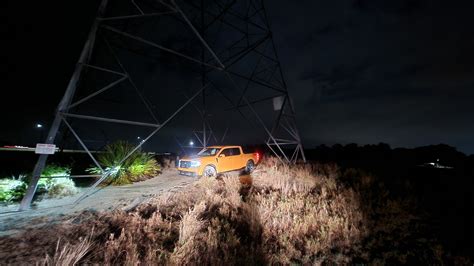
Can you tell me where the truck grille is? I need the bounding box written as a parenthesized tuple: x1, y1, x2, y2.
(179, 160, 191, 168)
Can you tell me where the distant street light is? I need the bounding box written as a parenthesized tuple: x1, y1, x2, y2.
(137, 136, 141, 140)
(189, 140, 194, 146)
(36, 123, 44, 143)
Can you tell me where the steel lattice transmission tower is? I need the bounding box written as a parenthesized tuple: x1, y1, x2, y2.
(20, 0, 306, 210)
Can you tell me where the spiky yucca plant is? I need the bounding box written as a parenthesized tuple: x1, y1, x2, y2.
(87, 141, 161, 185)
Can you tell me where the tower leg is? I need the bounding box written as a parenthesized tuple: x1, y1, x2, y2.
(19, 0, 108, 210)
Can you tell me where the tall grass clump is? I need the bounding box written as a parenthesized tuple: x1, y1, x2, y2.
(0, 157, 460, 264)
(87, 141, 161, 185)
(42, 233, 93, 266)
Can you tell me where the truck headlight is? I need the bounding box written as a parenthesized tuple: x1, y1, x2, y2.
(190, 161, 201, 167)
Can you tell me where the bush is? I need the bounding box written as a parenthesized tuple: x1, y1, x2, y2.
(87, 141, 161, 185)
(0, 176, 27, 203)
(41, 164, 71, 178)
(0, 165, 78, 204)
(39, 164, 78, 198)
(44, 177, 78, 198)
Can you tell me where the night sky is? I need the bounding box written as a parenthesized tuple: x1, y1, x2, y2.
(2, 0, 473, 154)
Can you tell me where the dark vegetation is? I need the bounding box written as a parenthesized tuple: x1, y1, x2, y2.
(305, 143, 473, 260)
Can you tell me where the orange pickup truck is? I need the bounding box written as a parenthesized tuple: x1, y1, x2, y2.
(177, 145, 260, 177)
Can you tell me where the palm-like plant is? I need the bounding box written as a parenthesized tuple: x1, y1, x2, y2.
(87, 141, 161, 185)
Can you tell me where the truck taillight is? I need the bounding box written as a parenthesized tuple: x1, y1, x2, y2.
(255, 152, 260, 162)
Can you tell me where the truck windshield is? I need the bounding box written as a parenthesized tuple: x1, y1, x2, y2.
(197, 147, 221, 156)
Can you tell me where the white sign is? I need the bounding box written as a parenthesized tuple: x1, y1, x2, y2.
(35, 144, 56, 155)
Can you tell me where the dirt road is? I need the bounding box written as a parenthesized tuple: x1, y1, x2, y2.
(0, 169, 196, 235)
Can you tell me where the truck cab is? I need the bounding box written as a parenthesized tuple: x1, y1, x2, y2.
(177, 145, 260, 177)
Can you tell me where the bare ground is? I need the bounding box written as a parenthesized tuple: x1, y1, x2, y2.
(0, 169, 196, 236)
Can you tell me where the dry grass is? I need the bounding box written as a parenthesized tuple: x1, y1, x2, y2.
(0, 157, 464, 264)
(41, 232, 93, 266)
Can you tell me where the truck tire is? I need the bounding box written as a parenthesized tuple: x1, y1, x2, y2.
(203, 165, 217, 178)
(245, 160, 255, 173)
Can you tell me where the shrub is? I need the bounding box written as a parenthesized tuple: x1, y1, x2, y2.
(41, 164, 71, 178)
(39, 165, 78, 198)
(0, 176, 27, 203)
(44, 177, 78, 198)
(87, 141, 161, 185)
(0, 165, 78, 204)
(161, 158, 175, 169)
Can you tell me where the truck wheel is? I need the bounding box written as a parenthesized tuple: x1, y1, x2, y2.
(203, 165, 217, 178)
(246, 160, 255, 173)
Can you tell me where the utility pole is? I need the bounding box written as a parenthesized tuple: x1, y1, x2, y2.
(19, 0, 109, 210)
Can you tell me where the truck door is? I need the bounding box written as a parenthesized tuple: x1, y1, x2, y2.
(217, 148, 233, 172)
(229, 147, 243, 170)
